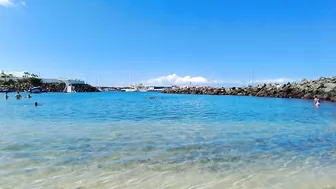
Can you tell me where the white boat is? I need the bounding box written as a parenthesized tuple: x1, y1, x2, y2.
(29, 87, 42, 93)
(122, 83, 148, 92)
(147, 86, 170, 92)
(139, 88, 148, 92)
(124, 88, 138, 92)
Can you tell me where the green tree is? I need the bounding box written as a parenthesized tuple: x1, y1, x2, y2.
(17, 78, 28, 84)
(29, 77, 42, 87)
(7, 79, 15, 85)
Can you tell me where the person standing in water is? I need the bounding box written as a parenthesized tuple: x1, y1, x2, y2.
(314, 96, 320, 107)
(15, 92, 21, 100)
(4, 92, 9, 100)
(25, 93, 32, 99)
(34, 101, 38, 107)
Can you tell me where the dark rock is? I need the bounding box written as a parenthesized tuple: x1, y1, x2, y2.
(331, 97, 336, 102)
(162, 76, 336, 102)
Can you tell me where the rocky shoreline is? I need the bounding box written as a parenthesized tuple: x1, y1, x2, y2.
(0, 78, 99, 92)
(163, 77, 336, 102)
(42, 83, 99, 92)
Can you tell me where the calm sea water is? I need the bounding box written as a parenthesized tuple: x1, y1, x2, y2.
(1, 92, 336, 189)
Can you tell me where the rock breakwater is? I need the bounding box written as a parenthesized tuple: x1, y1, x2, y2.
(163, 77, 336, 102)
(43, 83, 99, 92)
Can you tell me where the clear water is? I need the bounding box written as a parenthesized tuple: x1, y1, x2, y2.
(1, 92, 336, 189)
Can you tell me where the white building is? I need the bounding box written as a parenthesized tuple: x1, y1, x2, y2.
(0, 70, 86, 84)
(0, 77, 86, 84)
(41, 78, 85, 84)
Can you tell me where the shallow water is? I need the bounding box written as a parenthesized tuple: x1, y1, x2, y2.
(1, 92, 336, 188)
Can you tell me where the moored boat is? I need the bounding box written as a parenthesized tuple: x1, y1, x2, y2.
(0, 89, 13, 93)
(139, 88, 148, 92)
(124, 88, 139, 92)
(29, 87, 42, 93)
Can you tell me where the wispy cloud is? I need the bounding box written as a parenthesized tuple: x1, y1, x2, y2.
(0, 0, 14, 7)
(1, 71, 26, 77)
(8, 71, 25, 77)
(0, 0, 25, 7)
(212, 79, 244, 85)
(248, 78, 294, 84)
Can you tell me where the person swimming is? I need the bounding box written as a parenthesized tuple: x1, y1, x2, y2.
(34, 101, 38, 107)
(25, 93, 32, 99)
(4, 92, 9, 100)
(145, 96, 161, 100)
(314, 96, 320, 107)
(15, 92, 21, 100)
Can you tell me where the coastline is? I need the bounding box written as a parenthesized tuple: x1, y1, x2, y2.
(0, 78, 99, 92)
(163, 76, 336, 102)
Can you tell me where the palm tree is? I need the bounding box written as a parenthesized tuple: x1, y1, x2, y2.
(23, 72, 30, 78)
(31, 73, 38, 78)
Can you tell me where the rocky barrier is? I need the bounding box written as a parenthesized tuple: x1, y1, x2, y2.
(72, 84, 100, 92)
(163, 77, 336, 102)
(0, 78, 99, 92)
(42, 83, 99, 92)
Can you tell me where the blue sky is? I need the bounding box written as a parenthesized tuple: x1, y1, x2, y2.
(0, 0, 335, 86)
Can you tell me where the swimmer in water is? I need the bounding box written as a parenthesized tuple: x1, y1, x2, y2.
(25, 93, 32, 99)
(15, 92, 21, 100)
(146, 96, 161, 100)
(34, 101, 38, 107)
(314, 96, 320, 107)
(4, 92, 9, 100)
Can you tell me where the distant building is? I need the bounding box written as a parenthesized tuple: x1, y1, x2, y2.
(0, 77, 86, 84)
(41, 78, 85, 84)
(0, 70, 86, 84)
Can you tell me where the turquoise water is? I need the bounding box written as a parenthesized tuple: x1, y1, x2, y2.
(1, 92, 336, 189)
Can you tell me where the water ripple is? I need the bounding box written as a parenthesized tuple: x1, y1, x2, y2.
(1, 93, 336, 188)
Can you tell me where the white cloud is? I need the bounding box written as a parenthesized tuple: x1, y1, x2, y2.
(0, 0, 14, 7)
(9, 71, 25, 77)
(0, 0, 25, 7)
(248, 78, 294, 84)
(144, 74, 294, 86)
(1, 71, 25, 77)
(146, 74, 208, 85)
(145, 74, 246, 86)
